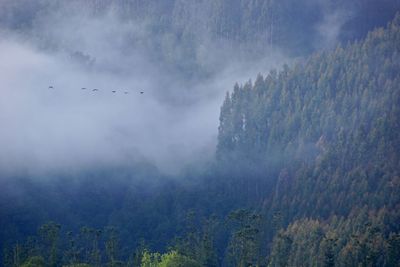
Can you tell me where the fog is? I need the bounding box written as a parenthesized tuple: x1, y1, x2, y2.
(0, 3, 287, 176)
(314, 2, 353, 50)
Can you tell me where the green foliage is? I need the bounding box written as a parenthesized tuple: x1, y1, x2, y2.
(268, 210, 400, 267)
(172, 212, 219, 267)
(141, 250, 161, 267)
(141, 250, 201, 267)
(227, 209, 262, 267)
(39, 222, 61, 267)
(105, 227, 121, 267)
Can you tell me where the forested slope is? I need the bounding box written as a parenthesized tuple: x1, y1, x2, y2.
(217, 13, 400, 266)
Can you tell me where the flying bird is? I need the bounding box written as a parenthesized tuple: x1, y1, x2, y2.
(81, 87, 86, 90)
(49, 86, 54, 89)
(92, 89, 99, 92)
(112, 90, 116, 93)
(124, 91, 129, 94)
(140, 91, 144, 94)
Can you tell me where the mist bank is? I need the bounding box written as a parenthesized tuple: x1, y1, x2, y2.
(0, 3, 287, 176)
(1, 0, 400, 176)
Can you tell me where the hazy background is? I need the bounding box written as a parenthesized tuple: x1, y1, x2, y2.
(0, 1, 287, 176)
(0, 0, 398, 176)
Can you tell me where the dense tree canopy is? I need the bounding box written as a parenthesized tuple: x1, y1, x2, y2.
(217, 13, 400, 266)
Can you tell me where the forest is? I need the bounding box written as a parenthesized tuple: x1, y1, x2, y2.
(1, 0, 400, 267)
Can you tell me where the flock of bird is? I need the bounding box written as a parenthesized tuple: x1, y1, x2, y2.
(48, 86, 144, 95)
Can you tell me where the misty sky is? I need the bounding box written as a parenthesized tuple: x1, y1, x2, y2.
(0, 2, 290, 176)
(0, 0, 354, 176)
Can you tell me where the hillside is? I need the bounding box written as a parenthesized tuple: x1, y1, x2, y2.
(217, 13, 400, 266)
(1, 4, 400, 267)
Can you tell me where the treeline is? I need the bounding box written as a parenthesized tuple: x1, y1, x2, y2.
(3, 209, 264, 267)
(269, 210, 400, 266)
(216, 13, 400, 266)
